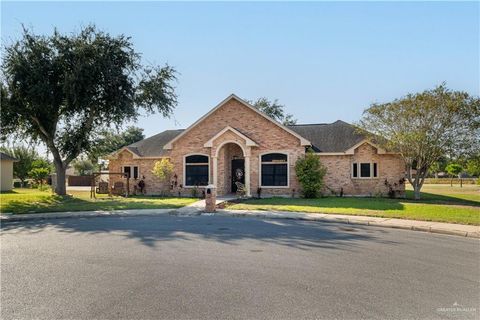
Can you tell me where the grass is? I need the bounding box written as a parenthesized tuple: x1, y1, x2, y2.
(227, 184, 480, 225)
(0, 188, 197, 215)
(405, 184, 480, 204)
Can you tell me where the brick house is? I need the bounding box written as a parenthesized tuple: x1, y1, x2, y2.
(108, 95, 405, 197)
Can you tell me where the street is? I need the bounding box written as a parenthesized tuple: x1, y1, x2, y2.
(1, 215, 479, 319)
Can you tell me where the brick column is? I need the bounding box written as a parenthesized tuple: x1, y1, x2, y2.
(212, 156, 218, 188)
(245, 155, 251, 197)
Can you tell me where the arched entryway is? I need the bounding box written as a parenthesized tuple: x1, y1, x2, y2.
(213, 141, 250, 196)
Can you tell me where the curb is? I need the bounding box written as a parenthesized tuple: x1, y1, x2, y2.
(214, 209, 480, 239)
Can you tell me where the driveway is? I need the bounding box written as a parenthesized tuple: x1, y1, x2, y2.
(1, 215, 478, 319)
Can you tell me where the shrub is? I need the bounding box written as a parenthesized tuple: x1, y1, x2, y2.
(295, 150, 327, 198)
(191, 186, 199, 198)
(29, 167, 50, 189)
(152, 159, 174, 181)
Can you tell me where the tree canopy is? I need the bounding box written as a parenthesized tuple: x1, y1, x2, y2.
(466, 156, 480, 177)
(249, 97, 297, 125)
(88, 126, 145, 163)
(1, 25, 177, 195)
(359, 84, 480, 199)
(446, 163, 463, 177)
(72, 158, 95, 176)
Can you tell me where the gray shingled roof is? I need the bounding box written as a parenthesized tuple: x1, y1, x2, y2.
(121, 121, 366, 157)
(287, 120, 365, 152)
(125, 129, 184, 157)
(0, 152, 18, 161)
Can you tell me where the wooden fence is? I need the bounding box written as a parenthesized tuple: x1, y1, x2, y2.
(68, 175, 92, 186)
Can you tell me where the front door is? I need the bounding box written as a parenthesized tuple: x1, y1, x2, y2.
(231, 159, 245, 193)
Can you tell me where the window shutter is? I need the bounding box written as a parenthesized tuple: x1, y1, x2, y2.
(352, 163, 358, 178)
(133, 166, 139, 179)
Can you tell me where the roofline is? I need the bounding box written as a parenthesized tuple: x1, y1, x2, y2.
(204, 126, 259, 148)
(313, 140, 398, 155)
(288, 120, 349, 127)
(106, 147, 142, 160)
(288, 123, 330, 127)
(106, 147, 172, 160)
(164, 94, 311, 149)
(0, 153, 19, 162)
(344, 139, 388, 155)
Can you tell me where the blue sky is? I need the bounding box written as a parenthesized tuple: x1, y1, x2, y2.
(2, 1, 479, 139)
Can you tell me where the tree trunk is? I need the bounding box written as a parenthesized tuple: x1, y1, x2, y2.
(411, 167, 427, 200)
(414, 186, 421, 200)
(54, 160, 67, 195)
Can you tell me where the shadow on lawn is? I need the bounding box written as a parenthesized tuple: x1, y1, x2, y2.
(0, 215, 397, 250)
(1, 194, 74, 214)
(1, 195, 187, 214)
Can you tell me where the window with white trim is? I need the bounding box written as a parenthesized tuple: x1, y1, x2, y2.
(185, 155, 209, 186)
(261, 153, 288, 187)
(352, 162, 378, 178)
(123, 165, 139, 179)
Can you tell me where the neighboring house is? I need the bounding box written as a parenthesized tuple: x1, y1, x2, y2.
(108, 95, 405, 197)
(0, 152, 18, 192)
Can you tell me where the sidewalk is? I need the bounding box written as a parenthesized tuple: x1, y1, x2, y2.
(1, 204, 479, 239)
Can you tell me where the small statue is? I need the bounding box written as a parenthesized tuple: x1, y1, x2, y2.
(138, 176, 146, 195)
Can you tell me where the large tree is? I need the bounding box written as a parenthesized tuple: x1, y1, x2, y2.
(359, 84, 480, 199)
(249, 97, 297, 125)
(1, 25, 177, 195)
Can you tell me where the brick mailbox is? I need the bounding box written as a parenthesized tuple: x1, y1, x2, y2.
(205, 184, 216, 213)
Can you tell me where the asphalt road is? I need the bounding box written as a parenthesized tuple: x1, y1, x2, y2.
(1, 215, 479, 320)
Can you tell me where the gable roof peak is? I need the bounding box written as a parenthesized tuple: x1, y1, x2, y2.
(163, 94, 310, 149)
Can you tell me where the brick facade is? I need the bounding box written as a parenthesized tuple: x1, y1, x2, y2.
(108, 96, 405, 198)
(318, 143, 405, 197)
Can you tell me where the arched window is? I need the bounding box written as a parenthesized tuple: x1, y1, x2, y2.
(260, 153, 288, 187)
(185, 155, 209, 187)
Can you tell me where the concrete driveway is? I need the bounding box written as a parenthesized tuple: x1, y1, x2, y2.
(1, 215, 478, 319)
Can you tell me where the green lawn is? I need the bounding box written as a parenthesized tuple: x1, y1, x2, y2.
(228, 184, 480, 225)
(0, 189, 197, 215)
(405, 184, 480, 204)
